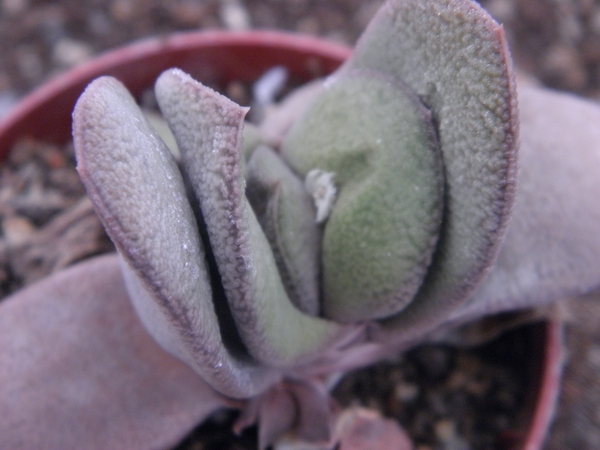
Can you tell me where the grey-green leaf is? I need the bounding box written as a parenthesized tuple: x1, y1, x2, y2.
(246, 145, 322, 316)
(73, 76, 277, 398)
(155, 68, 348, 367)
(282, 69, 444, 323)
(351, 0, 518, 339)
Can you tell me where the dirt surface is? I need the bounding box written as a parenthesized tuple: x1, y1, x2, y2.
(1, 0, 600, 449)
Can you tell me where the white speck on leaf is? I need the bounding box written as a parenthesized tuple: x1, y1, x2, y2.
(305, 169, 337, 223)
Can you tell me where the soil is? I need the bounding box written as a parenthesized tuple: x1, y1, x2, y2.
(1, 0, 600, 449)
(175, 325, 539, 450)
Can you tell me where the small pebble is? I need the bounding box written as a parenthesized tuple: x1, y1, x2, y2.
(52, 39, 93, 68)
(296, 16, 320, 35)
(592, 6, 600, 35)
(434, 419, 456, 442)
(2, 216, 36, 247)
(219, 0, 251, 31)
(110, 0, 136, 22)
(394, 381, 419, 402)
(587, 345, 600, 367)
(0, 90, 19, 119)
(413, 345, 453, 381)
(1, 0, 28, 16)
(15, 46, 44, 85)
(171, 1, 211, 27)
(541, 44, 588, 90)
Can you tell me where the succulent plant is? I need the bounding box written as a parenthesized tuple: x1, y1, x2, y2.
(2, 0, 600, 449)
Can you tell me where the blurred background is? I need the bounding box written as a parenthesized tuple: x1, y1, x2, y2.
(1, 0, 599, 448)
(2, 0, 600, 109)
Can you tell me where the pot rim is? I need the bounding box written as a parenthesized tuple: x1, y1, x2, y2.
(526, 320, 564, 449)
(0, 29, 352, 158)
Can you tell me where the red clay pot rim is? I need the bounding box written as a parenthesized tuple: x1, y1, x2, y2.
(0, 29, 563, 450)
(526, 320, 563, 449)
(0, 30, 351, 158)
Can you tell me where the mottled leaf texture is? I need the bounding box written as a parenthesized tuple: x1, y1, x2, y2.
(446, 86, 600, 326)
(350, 0, 518, 341)
(73, 76, 277, 398)
(0, 255, 233, 450)
(282, 69, 444, 323)
(154, 68, 347, 367)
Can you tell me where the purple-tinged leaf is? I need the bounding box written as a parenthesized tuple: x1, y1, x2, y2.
(234, 384, 296, 450)
(73, 76, 278, 398)
(352, 0, 518, 341)
(237, 379, 335, 449)
(289, 379, 336, 443)
(155, 68, 349, 367)
(0, 255, 235, 450)
(445, 86, 600, 326)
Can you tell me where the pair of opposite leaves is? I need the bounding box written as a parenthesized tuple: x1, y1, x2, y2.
(5, 0, 600, 448)
(73, 0, 517, 400)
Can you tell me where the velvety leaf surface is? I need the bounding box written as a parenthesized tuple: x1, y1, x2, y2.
(0, 255, 233, 450)
(73, 76, 276, 398)
(351, 0, 518, 340)
(246, 145, 322, 316)
(446, 86, 600, 325)
(155, 68, 348, 367)
(282, 69, 443, 322)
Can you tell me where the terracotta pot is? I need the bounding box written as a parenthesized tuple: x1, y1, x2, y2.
(499, 321, 563, 450)
(0, 30, 563, 449)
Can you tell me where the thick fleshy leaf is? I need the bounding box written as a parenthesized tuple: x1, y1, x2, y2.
(246, 145, 322, 316)
(73, 76, 277, 398)
(0, 255, 234, 450)
(352, 0, 518, 340)
(444, 86, 600, 326)
(282, 69, 444, 322)
(235, 379, 333, 450)
(155, 68, 348, 367)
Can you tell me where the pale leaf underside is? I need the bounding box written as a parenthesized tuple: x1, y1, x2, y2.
(446, 86, 600, 326)
(0, 255, 234, 450)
